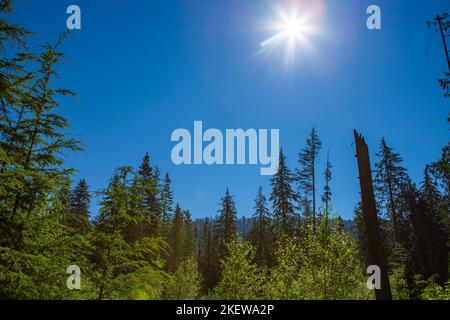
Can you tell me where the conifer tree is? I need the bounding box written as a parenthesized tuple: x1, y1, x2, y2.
(321, 152, 332, 216)
(66, 179, 91, 232)
(138, 153, 161, 237)
(409, 166, 449, 286)
(92, 167, 166, 300)
(247, 186, 274, 267)
(214, 189, 237, 257)
(183, 209, 196, 258)
(296, 127, 322, 233)
(270, 149, 299, 236)
(212, 189, 237, 286)
(374, 138, 409, 243)
(160, 173, 174, 225)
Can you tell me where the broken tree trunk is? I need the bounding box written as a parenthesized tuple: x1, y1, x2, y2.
(354, 130, 392, 300)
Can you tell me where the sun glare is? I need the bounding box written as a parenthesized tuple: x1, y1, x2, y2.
(259, 2, 324, 66)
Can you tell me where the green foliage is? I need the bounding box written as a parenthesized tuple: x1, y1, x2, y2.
(421, 279, 450, 300)
(91, 166, 168, 300)
(0, 190, 94, 299)
(214, 237, 266, 300)
(65, 179, 91, 233)
(268, 217, 371, 300)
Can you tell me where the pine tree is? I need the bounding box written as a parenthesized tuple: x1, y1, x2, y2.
(0, 37, 80, 248)
(92, 166, 166, 300)
(0, 6, 87, 299)
(296, 127, 322, 233)
(138, 153, 161, 237)
(66, 179, 91, 232)
(247, 186, 274, 267)
(183, 209, 196, 258)
(213, 189, 237, 285)
(167, 204, 184, 272)
(321, 152, 332, 216)
(409, 166, 449, 286)
(160, 173, 174, 225)
(214, 189, 237, 254)
(198, 219, 215, 291)
(374, 138, 409, 243)
(270, 149, 299, 236)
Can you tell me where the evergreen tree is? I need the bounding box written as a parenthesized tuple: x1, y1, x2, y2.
(0, 3, 88, 299)
(296, 127, 322, 233)
(321, 152, 332, 215)
(409, 166, 449, 286)
(183, 209, 196, 258)
(0, 36, 80, 249)
(214, 189, 237, 257)
(160, 173, 174, 225)
(66, 179, 91, 232)
(213, 189, 237, 285)
(270, 149, 299, 236)
(138, 153, 161, 237)
(374, 138, 410, 244)
(92, 167, 166, 299)
(247, 186, 274, 267)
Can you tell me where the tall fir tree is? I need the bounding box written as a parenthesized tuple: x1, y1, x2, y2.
(213, 189, 237, 285)
(247, 186, 274, 267)
(138, 153, 161, 237)
(160, 173, 174, 225)
(296, 127, 322, 233)
(270, 149, 299, 237)
(321, 152, 332, 216)
(408, 166, 449, 287)
(92, 167, 166, 299)
(66, 179, 91, 232)
(183, 209, 196, 258)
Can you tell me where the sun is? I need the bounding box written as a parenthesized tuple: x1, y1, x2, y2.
(283, 17, 305, 38)
(258, 2, 324, 66)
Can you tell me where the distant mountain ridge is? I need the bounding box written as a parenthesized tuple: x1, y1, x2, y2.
(194, 217, 355, 238)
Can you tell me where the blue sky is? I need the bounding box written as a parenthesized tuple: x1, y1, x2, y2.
(10, 0, 449, 219)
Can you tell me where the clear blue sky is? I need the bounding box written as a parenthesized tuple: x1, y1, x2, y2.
(11, 0, 449, 219)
